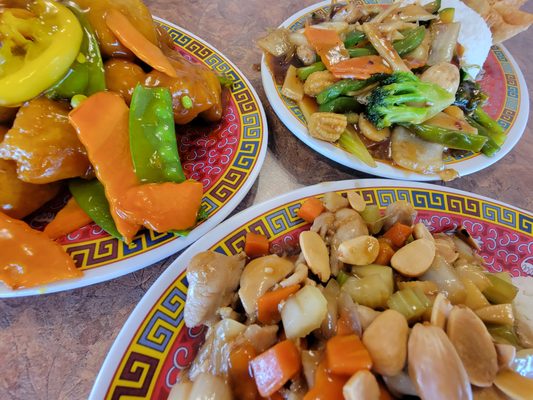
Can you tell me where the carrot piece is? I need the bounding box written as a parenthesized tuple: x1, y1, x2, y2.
(336, 315, 355, 336)
(268, 393, 284, 400)
(379, 382, 394, 400)
(375, 238, 395, 265)
(298, 197, 325, 223)
(257, 285, 300, 324)
(44, 197, 93, 240)
(244, 231, 270, 257)
(382, 222, 413, 248)
(69, 92, 140, 243)
(304, 359, 347, 400)
(229, 343, 259, 400)
(304, 27, 349, 69)
(326, 334, 372, 376)
(105, 9, 177, 78)
(250, 340, 301, 397)
(120, 181, 203, 232)
(0, 212, 82, 289)
(328, 56, 393, 79)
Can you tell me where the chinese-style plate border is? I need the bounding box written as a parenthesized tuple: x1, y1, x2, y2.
(0, 18, 268, 298)
(91, 179, 532, 399)
(261, 0, 529, 181)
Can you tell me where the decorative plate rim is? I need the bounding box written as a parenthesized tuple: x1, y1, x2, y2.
(261, 0, 530, 181)
(0, 17, 268, 298)
(90, 178, 532, 399)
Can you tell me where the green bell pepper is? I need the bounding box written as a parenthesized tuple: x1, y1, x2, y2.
(129, 85, 186, 183)
(47, 4, 105, 99)
(69, 179, 121, 240)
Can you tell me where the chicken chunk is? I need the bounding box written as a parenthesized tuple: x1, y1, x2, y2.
(184, 251, 246, 328)
(0, 98, 92, 184)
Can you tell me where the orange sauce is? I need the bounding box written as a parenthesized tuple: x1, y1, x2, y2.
(0, 212, 81, 289)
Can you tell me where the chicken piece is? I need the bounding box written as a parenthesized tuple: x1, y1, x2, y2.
(145, 56, 222, 125)
(383, 200, 417, 231)
(184, 251, 246, 328)
(329, 211, 369, 275)
(311, 211, 335, 239)
(104, 59, 146, 104)
(243, 324, 279, 353)
(0, 98, 92, 184)
(73, 0, 158, 58)
(0, 127, 61, 218)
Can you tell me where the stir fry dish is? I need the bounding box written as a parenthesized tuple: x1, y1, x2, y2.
(0, 0, 226, 289)
(259, 0, 532, 179)
(171, 192, 533, 399)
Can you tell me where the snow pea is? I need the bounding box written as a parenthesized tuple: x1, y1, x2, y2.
(464, 116, 502, 157)
(344, 30, 366, 48)
(316, 74, 388, 105)
(319, 97, 362, 113)
(394, 27, 426, 56)
(129, 85, 186, 183)
(69, 179, 121, 240)
(403, 123, 488, 153)
(297, 61, 326, 81)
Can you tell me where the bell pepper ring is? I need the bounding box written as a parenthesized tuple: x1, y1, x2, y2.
(0, 0, 83, 106)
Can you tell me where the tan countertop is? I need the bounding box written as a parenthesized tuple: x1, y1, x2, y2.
(0, 1, 531, 399)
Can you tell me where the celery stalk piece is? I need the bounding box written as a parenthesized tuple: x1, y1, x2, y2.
(338, 126, 377, 168)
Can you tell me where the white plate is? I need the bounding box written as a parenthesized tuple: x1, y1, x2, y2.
(261, 0, 529, 181)
(0, 18, 268, 298)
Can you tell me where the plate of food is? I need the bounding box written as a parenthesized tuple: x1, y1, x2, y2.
(91, 179, 533, 399)
(260, 0, 531, 181)
(0, 0, 267, 297)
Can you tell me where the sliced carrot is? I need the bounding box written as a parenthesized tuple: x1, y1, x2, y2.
(120, 181, 203, 232)
(304, 359, 347, 400)
(257, 285, 300, 324)
(44, 197, 93, 240)
(375, 238, 395, 265)
(250, 340, 301, 397)
(105, 9, 177, 78)
(336, 315, 355, 336)
(304, 27, 349, 69)
(329, 56, 393, 79)
(326, 334, 372, 376)
(298, 197, 325, 223)
(244, 231, 270, 257)
(382, 222, 413, 248)
(69, 92, 140, 243)
(229, 342, 259, 400)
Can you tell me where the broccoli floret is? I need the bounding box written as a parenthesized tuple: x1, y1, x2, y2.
(365, 72, 455, 129)
(453, 80, 488, 114)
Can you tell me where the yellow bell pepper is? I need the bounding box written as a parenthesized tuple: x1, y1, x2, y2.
(0, 0, 83, 106)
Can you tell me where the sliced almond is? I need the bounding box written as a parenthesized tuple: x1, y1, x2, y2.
(408, 323, 472, 400)
(494, 370, 533, 400)
(413, 222, 434, 242)
(343, 370, 380, 400)
(495, 343, 516, 371)
(430, 292, 452, 329)
(391, 239, 436, 277)
(347, 191, 366, 212)
(299, 230, 331, 282)
(338, 235, 380, 266)
(447, 306, 499, 387)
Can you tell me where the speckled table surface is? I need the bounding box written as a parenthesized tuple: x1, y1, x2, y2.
(1, 1, 532, 399)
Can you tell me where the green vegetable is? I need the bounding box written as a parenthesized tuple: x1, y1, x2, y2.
(454, 80, 488, 113)
(439, 7, 455, 23)
(465, 116, 501, 157)
(402, 123, 488, 152)
(348, 47, 377, 58)
(316, 74, 387, 105)
(424, 0, 442, 14)
(483, 273, 519, 304)
(181, 95, 193, 109)
(343, 274, 392, 309)
(338, 127, 377, 168)
(319, 96, 362, 113)
(360, 205, 384, 234)
(47, 4, 105, 99)
(365, 72, 455, 129)
(297, 61, 326, 81)
(218, 74, 234, 88)
(472, 108, 506, 146)
(71, 94, 87, 108)
(487, 324, 520, 347)
(352, 265, 393, 291)
(129, 85, 186, 184)
(69, 179, 121, 240)
(387, 287, 431, 322)
(345, 113, 359, 124)
(336, 270, 350, 286)
(393, 27, 426, 56)
(344, 30, 366, 48)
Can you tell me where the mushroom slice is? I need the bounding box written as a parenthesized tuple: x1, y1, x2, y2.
(343, 370, 381, 400)
(494, 370, 533, 400)
(430, 292, 452, 329)
(299, 231, 331, 282)
(391, 239, 436, 277)
(238, 255, 294, 317)
(408, 323, 472, 400)
(447, 306, 499, 387)
(338, 235, 380, 266)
